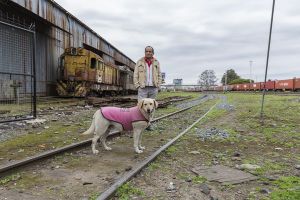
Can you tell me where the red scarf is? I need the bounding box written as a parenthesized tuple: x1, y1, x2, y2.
(145, 57, 153, 67)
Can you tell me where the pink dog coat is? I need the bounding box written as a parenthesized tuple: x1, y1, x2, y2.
(100, 106, 148, 131)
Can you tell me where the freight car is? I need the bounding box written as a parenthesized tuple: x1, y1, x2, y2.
(214, 77, 300, 92)
(295, 78, 300, 91)
(275, 79, 294, 91)
(250, 82, 261, 91)
(57, 47, 135, 97)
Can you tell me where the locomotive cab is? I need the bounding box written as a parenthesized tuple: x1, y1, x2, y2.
(57, 47, 105, 96)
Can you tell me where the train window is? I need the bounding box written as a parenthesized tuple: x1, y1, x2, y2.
(90, 58, 96, 69)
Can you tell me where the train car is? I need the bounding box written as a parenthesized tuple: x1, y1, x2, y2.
(242, 83, 250, 91)
(235, 83, 249, 91)
(231, 84, 239, 91)
(226, 85, 233, 91)
(294, 78, 300, 91)
(261, 81, 275, 91)
(249, 82, 261, 91)
(275, 79, 294, 91)
(57, 47, 135, 97)
(213, 86, 223, 91)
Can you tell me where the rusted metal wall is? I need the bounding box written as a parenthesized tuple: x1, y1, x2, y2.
(11, 0, 135, 69)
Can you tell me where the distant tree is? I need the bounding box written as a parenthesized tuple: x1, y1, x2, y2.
(197, 70, 217, 89)
(229, 78, 253, 84)
(221, 69, 240, 85)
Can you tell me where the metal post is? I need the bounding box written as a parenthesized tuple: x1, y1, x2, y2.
(224, 72, 227, 92)
(260, 0, 275, 122)
(32, 25, 37, 118)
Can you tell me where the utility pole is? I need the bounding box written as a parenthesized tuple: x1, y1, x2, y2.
(260, 0, 275, 123)
(224, 72, 228, 92)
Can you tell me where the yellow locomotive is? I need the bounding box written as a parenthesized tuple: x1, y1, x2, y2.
(57, 47, 135, 97)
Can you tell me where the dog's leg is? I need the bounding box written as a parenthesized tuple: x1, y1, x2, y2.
(133, 129, 143, 153)
(138, 132, 145, 150)
(92, 114, 110, 154)
(100, 126, 112, 151)
(91, 134, 101, 154)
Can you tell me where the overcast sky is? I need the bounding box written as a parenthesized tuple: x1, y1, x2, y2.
(56, 0, 300, 84)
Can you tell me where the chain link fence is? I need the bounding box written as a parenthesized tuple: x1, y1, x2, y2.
(0, 17, 36, 123)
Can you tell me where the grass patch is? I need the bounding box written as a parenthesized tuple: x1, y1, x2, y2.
(254, 161, 287, 176)
(156, 91, 199, 100)
(269, 176, 300, 200)
(89, 192, 100, 200)
(0, 120, 90, 160)
(148, 162, 161, 171)
(165, 146, 177, 155)
(0, 173, 21, 185)
(115, 182, 144, 200)
(192, 175, 207, 184)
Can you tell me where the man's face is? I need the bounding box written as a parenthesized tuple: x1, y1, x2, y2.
(145, 47, 154, 59)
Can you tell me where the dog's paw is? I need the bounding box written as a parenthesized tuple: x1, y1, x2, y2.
(139, 146, 145, 150)
(135, 149, 143, 154)
(105, 147, 112, 151)
(93, 150, 99, 154)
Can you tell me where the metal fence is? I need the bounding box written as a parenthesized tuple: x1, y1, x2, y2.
(0, 19, 36, 123)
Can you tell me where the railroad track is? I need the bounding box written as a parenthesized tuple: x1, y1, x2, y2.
(0, 95, 209, 176)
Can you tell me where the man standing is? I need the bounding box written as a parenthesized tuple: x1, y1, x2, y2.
(134, 46, 162, 130)
(134, 46, 162, 100)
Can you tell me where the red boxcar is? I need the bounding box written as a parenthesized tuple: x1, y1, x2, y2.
(249, 82, 261, 90)
(235, 84, 242, 91)
(241, 83, 250, 91)
(294, 78, 300, 91)
(275, 79, 294, 91)
(261, 81, 275, 90)
(231, 84, 238, 91)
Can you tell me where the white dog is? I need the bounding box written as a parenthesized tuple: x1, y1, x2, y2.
(82, 98, 158, 154)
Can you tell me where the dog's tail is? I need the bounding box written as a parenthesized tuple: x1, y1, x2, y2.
(82, 112, 96, 135)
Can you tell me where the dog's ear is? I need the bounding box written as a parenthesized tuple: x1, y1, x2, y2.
(138, 100, 144, 110)
(153, 99, 158, 109)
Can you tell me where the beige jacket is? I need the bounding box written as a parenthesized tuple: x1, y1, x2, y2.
(133, 57, 162, 89)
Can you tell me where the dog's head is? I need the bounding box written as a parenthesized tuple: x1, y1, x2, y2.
(138, 98, 158, 114)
